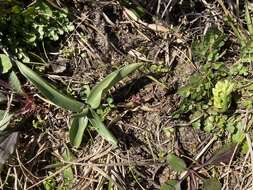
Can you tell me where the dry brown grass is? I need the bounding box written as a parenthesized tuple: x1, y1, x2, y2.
(1, 0, 253, 189)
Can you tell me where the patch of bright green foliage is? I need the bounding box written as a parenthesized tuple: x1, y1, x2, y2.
(213, 80, 234, 113)
(0, 1, 74, 62)
(174, 27, 253, 148)
(192, 28, 227, 63)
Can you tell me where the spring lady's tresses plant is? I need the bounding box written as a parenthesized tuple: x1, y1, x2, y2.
(213, 80, 234, 113)
(16, 61, 142, 148)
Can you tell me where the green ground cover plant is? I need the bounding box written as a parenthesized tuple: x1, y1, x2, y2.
(174, 28, 253, 151)
(0, 1, 74, 62)
(2, 0, 253, 189)
(173, 2, 253, 155)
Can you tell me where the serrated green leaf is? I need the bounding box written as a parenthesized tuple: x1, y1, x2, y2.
(87, 63, 142, 109)
(202, 177, 221, 190)
(43, 179, 56, 190)
(213, 80, 234, 113)
(192, 27, 227, 63)
(39, 2, 53, 17)
(69, 116, 88, 148)
(88, 109, 117, 145)
(160, 180, 181, 190)
(0, 54, 12, 74)
(16, 61, 84, 112)
(167, 153, 187, 172)
(178, 86, 191, 97)
(9, 71, 24, 95)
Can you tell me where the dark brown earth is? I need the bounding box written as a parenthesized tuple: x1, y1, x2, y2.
(1, 1, 252, 190)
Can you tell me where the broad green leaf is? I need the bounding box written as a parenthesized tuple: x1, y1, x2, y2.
(0, 54, 12, 74)
(69, 116, 88, 148)
(202, 177, 221, 190)
(0, 110, 12, 131)
(87, 63, 142, 109)
(167, 153, 187, 172)
(9, 71, 24, 95)
(16, 61, 84, 112)
(160, 180, 181, 190)
(88, 109, 117, 145)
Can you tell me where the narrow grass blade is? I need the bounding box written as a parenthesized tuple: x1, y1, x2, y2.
(88, 109, 117, 145)
(86, 63, 142, 109)
(69, 116, 88, 148)
(245, 1, 253, 36)
(217, 0, 246, 46)
(16, 61, 84, 112)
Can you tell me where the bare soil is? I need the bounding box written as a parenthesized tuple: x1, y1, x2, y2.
(2, 1, 252, 190)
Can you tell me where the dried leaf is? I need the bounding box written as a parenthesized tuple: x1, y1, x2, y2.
(0, 132, 19, 171)
(202, 177, 222, 190)
(147, 24, 169, 33)
(206, 143, 236, 165)
(124, 8, 169, 33)
(123, 8, 139, 22)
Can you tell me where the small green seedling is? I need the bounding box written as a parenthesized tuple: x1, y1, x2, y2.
(192, 27, 227, 63)
(213, 80, 234, 113)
